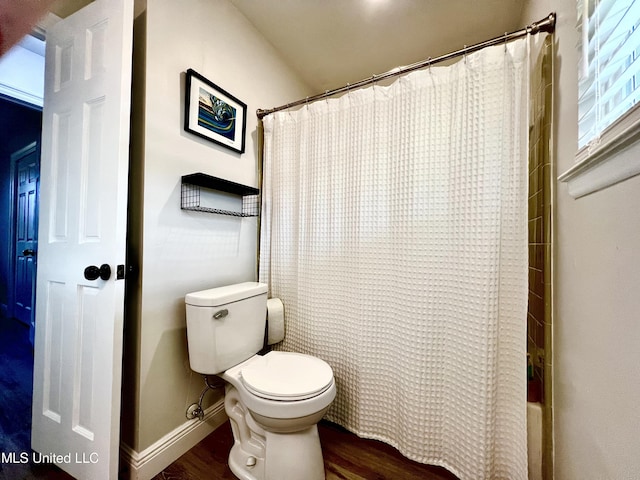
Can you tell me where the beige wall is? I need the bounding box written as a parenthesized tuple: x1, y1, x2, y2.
(522, 1, 640, 478)
(123, 0, 312, 453)
(122, 0, 640, 474)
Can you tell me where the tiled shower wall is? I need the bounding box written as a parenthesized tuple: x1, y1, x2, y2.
(527, 35, 553, 407)
(527, 34, 553, 479)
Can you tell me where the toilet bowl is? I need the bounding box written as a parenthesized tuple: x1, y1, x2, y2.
(185, 282, 335, 480)
(222, 351, 336, 480)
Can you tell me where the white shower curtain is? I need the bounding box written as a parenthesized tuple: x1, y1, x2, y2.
(260, 39, 529, 480)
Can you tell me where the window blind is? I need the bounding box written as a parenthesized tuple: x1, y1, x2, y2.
(578, 0, 640, 149)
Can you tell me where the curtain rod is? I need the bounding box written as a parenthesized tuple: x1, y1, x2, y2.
(257, 12, 555, 119)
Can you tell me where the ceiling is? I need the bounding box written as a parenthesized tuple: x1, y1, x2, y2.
(45, 0, 529, 95)
(51, 0, 93, 18)
(231, 0, 527, 94)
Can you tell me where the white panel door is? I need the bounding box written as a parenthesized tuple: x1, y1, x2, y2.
(31, 1, 133, 478)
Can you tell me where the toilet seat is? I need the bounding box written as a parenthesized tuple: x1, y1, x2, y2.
(240, 351, 334, 401)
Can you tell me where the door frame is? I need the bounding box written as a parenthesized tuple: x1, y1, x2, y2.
(7, 140, 40, 324)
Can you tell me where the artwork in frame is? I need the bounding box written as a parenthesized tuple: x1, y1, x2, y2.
(184, 68, 247, 154)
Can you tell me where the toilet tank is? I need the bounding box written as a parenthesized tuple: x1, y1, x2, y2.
(185, 282, 268, 374)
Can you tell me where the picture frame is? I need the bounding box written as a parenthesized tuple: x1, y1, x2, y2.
(184, 68, 247, 154)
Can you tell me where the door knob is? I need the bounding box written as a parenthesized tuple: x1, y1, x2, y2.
(84, 264, 111, 281)
(22, 249, 36, 256)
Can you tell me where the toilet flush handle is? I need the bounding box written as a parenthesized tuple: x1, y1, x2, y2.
(213, 309, 228, 320)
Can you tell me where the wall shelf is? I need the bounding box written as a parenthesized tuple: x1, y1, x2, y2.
(181, 173, 259, 217)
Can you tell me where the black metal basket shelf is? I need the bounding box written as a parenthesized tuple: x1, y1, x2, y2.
(181, 173, 259, 217)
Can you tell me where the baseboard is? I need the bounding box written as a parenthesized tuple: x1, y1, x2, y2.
(120, 399, 227, 480)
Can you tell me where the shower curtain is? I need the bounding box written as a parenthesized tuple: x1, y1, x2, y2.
(259, 39, 529, 480)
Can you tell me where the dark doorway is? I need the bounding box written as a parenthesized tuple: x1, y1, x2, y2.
(0, 96, 42, 455)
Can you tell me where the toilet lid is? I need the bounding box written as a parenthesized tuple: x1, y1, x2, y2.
(241, 352, 334, 400)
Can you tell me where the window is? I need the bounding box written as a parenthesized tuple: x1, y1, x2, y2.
(578, 0, 640, 150)
(560, 0, 640, 198)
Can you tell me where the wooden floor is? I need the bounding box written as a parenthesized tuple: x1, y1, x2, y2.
(153, 420, 459, 480)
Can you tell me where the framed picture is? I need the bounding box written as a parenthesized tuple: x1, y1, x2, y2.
(184, 68, 247, 154)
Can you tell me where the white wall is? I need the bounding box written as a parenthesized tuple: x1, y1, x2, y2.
(125, 0, 312, 454)
(0, 37, 45, 107)
(522, 2, 640, 479)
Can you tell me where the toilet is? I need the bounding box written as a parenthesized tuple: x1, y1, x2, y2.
(185, 282, 336, 480)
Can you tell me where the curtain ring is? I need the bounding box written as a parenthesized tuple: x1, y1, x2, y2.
(428, 57, 432, 74)
(464, 45, 468, 64)
(504, 32, 508, 53)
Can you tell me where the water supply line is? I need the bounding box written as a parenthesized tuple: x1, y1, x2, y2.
(186, 375, 224, 421)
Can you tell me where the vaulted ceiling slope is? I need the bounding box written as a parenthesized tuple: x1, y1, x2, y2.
(230, 0, 526, 94)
